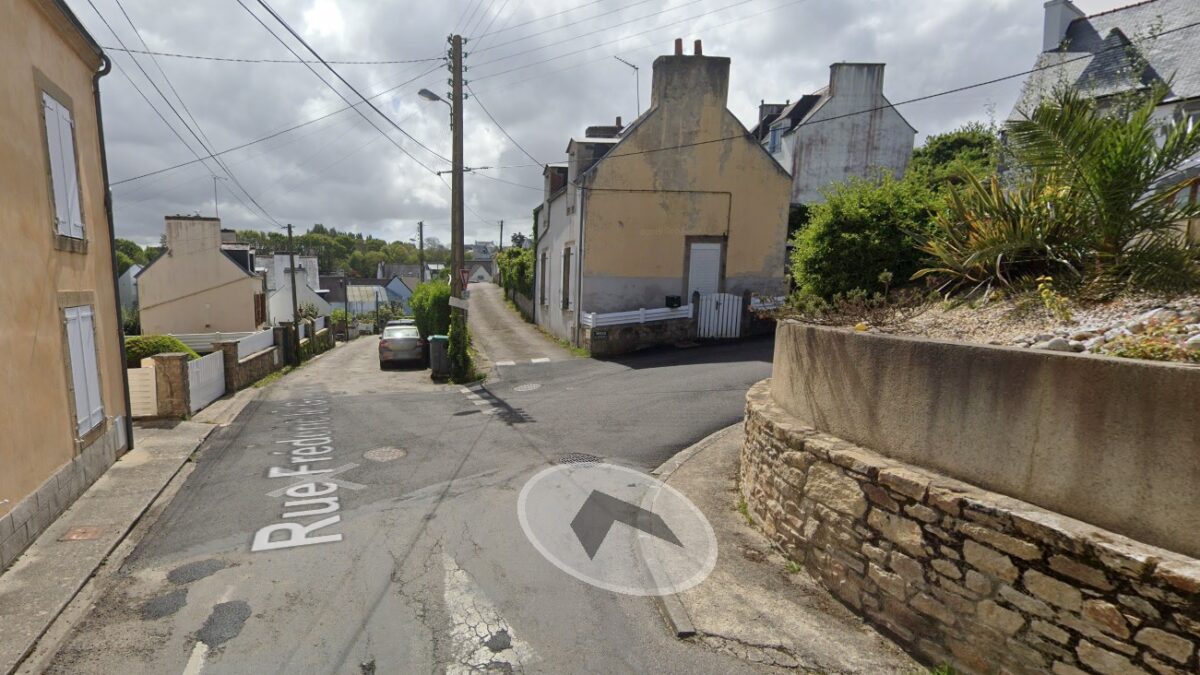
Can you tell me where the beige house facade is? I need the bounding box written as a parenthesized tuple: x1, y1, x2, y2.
(138, 216, 266, 335)
(536, 40, 791, 348)
(0, 0, 131, 570)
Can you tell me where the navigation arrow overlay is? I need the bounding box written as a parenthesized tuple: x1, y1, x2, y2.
(570, 490, 683, 559)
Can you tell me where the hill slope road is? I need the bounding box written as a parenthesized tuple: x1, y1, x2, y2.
(466, 282, 572, 366)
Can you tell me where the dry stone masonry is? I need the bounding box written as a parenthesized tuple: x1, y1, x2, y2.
(740, 380, 1200, 675)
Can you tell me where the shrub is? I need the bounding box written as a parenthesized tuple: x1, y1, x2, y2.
(410, 280, 451, 338)
(907, 122, 1000, 190)
(448, 310, 474, 383)
(791, 175, 939, 299)
(495, 247, 534, 297)
(124, 335, 198, 367)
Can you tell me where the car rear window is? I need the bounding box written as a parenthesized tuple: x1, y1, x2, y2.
(383, 326, 419, 338)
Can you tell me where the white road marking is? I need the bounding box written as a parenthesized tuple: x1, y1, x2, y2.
(530, 358, 551, 364)
(182, 642, 209, 675)
(495, 360, 517, 367)
(264, 463, 367, 497)
(458, 388, 472, 394)
(472, 399, 490, 406)
(442, 554, 535, 674)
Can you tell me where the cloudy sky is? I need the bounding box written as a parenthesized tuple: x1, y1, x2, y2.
(68, 0, 1133, 248)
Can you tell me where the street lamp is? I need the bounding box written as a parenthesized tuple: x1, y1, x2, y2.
(418, 88, 450, 106)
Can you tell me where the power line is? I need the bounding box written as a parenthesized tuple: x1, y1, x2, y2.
(466, 83, 542, 165)
(111, 62, 445, 186)
(245, 0, 450, 168)
(87, 0, 281, 225)
(459, 0, 488, 38)
(110, 0, 277, 226)
(100, 45, 443, 65)
(579, 19, 1200, 165)
(466, 0, 500, 38)
(470, 172, 542, 191)
(453, 0, 485, 34)
(470, 0, 510, 48)
(474, 0, 607, 40)
(471, 0, 761, 79)
(472, 0, 661, 55)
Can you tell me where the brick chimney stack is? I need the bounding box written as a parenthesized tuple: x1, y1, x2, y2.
(694, 39, 702, 55)
(674, 38, 683, 55)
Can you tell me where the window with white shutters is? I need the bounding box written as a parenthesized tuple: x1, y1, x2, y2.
(42, 92, 85, 240)
(64, 306, 104, 436)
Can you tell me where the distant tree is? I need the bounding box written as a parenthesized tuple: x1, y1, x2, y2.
(907, 122, 1001, 190)
(115, 238, 148, 267)
(510, 232, 527, 248)
(116, 251, 135, 275)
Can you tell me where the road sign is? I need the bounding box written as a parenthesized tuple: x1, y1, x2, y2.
(518, 462, 717, 596)
(460, 268, 471, 289)
(449, 296, 469, 310)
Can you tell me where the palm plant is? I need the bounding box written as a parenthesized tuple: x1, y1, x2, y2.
(916, 85, 1200, 295)
(1005, 84, 1200, 291)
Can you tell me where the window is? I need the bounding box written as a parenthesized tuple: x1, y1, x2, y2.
(64, 305, 104, 436)
(540, 252, 548, 306)
(768, 128, 780, 154)
(42, 91, 85, 240)
(561, 247, 572, 310)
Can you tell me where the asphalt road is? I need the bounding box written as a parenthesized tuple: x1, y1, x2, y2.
(42, 311, 774, 674)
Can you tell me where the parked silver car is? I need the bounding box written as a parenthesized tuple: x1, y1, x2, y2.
(379, 325, 425, 368)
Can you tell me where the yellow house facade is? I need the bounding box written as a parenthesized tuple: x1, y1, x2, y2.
(0, 0, 130, 569)
(535, 40, 791, 353)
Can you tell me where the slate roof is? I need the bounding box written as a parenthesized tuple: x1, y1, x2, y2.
(1009, 0, 1200, 119)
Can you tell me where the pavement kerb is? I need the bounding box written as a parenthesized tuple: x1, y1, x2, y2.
(0, 422, 217, 675)
(646, 423, 744, 640)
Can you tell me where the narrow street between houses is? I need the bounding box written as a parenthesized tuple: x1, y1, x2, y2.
(466, 282, 573, 368)
(33, 300, 777, 674)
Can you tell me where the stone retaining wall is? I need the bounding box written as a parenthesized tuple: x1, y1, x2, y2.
(215, 341, 280, 391)
(583, 318, 694, 357)
(742, 380, 1200, 675)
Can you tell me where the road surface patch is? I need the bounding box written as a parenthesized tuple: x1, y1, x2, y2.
(517, 463, 717, 596)
(363, 446, 408, 462)
(442, 554, 536, 673)
(513, 383, 541, 392)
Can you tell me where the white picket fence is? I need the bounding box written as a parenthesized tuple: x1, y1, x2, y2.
(187, 352, 225, 414)
(169, 332, 253, 354)
(237, 329, 275, 359)
(580, 304, 693, 328)
(128, 367, 157, 418)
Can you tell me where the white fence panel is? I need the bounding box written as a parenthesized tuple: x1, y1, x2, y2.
(581, 304, 692, 328)
(170, 332, 253, 353)
(697, 293, 742, 339)
(237, 329, 275, 359)
(298, 322, 308, 340)
(187, 352, 225, 413)
(128, 367, 157, 418)
(314, 316, 327, 332)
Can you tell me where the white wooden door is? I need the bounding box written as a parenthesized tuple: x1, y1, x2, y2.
(187, 352, 225, 413)
(697, 293, 743, 339)
(687, 242, 722, 297)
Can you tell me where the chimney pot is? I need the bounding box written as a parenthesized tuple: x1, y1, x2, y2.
(615, 116, 622, 127)
(694, 39, 702, 55)
(674, 38, 683, 55)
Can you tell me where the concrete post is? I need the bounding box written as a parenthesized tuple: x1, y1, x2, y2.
(692, 291, 701, 339)
(274, 324, 294, 366)
(741, 289, 753, 338)
(151, 352, 191, 418)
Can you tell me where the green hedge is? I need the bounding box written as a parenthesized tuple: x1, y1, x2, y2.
(124, 335, 198, 367)
(410, 280, 451, 338)
(496, 247, 534, 297)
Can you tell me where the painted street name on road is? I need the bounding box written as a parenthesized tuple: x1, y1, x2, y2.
(251, 395, 351, 552)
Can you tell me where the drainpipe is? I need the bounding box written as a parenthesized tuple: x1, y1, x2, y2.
(93, 54, 133, 451)
(574, 184, 586, 347)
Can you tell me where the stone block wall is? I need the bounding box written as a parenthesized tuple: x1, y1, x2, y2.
(0, 420, 125, 571)
(214, 341, 280, 391)
(582, 318, 695, 357)
(742, 380, 1200, 675)
(151, 352, 191, 418)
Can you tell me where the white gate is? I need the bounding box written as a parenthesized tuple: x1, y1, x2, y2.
(128, 367, 157, 418)
(697, 293, 742, 339)
(187, 352, 225, 413)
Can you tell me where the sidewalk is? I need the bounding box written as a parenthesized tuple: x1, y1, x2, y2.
(0, 390, 254, 674)
(656, 424, 920, 673)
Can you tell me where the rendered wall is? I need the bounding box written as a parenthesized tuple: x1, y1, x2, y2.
(770, 321, 1200, 558)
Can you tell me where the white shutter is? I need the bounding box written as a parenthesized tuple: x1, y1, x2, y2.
(65, 306, 104, 435)
(77, 307, 104, 430)
(43, 93, 70, 236)
(56, 102, 85, 239)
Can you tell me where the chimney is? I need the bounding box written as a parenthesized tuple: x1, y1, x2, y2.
(650, 39, 730, 110)
(694, 40, 702, 55)
(164, 215, 222, 255)
(615, 116, 622, 128)
(1043, 0, 1085, 51)
(828, 63, 885, 99)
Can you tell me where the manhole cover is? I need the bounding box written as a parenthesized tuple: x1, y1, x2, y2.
(557, 453, 602, 465)
(514, 383, 541, 392)
(364, 447, 408, 462)
(60, 526, 104, 541)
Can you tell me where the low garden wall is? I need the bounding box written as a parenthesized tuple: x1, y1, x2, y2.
(582, 317, 694, 357)
(743, 380, 1200, 675)
(770, 321, 1199, 558)
(215, 341, 280, 391)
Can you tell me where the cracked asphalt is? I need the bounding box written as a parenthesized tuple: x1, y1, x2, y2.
(39, 312, 776, 674)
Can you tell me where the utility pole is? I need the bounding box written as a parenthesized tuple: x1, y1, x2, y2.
(450, 34, 465, 302)
(286, 223, 300, 365)
(498, 220, 504, 251)
(417, 220, 426, 282)
(211, 176, 226, 218)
